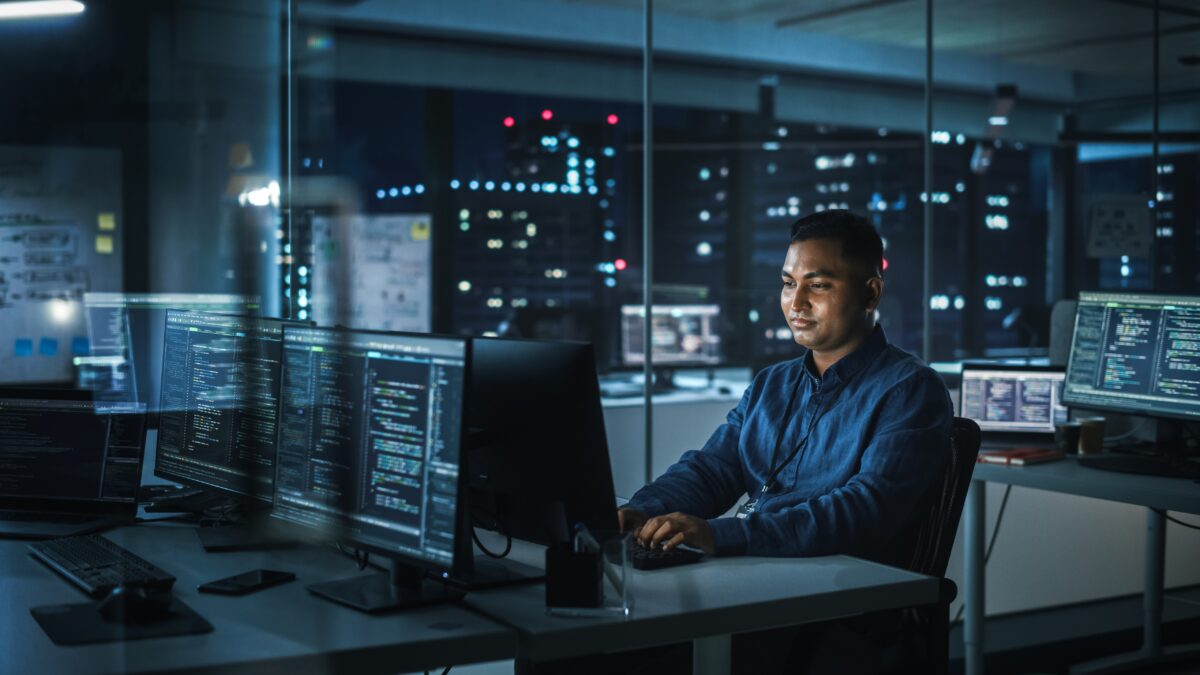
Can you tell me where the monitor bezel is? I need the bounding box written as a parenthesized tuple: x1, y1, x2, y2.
(271, 324, 470, 579)
(153, 310, 292, 503)
(1061, 291, 1200, 423)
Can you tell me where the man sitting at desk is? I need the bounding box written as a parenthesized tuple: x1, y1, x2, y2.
(620, 209, 953, 672)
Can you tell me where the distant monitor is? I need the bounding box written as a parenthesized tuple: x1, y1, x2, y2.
(154, 310, 286, 502)
(621, 304, 721, 366)
(272, 326, 468, 612)
(960, 364, 1067, 434)
(80, 292, 261, 414)
(1063, 292, 1200, 422)
(1062, 292, 1200, 479)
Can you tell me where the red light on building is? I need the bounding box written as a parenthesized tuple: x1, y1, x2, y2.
(607, 114, 619, 125)
(541, 109, 554, 121)
(503, 116, 515, 128)
(614, 258, 627, 271)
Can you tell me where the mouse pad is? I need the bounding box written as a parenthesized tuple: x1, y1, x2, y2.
(31, 597, 214, 646)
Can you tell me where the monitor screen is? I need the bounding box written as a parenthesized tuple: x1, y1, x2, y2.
(272, 327, 466, 570)
(80, 292, 261, 412)
(0, 399, 146, 510)
(960, 366, 1068, 433)
(1063, 292, 1200, 421)
(155, 311, 285, 501)
(620, 304, 721, 366)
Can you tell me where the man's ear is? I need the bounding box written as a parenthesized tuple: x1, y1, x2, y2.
(865, 276, 883, 314)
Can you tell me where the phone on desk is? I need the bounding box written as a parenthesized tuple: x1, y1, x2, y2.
(198, 569, 295, 596)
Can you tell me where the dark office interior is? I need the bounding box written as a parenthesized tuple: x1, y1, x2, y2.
(1, 1, 1198, 674)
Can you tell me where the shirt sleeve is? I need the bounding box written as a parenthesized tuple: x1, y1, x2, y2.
(624, 380, 754, 520)
(706, 370, 952, 558)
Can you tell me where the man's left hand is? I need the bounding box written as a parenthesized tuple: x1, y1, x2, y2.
(636, 512, 715, 556)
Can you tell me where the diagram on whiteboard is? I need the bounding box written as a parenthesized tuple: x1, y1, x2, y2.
(310, 213, 431, 333)
(0, 145, 123, 384)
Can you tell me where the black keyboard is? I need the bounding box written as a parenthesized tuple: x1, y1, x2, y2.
(631, 541, 704, 570)
(28, 535, 176, 598)
(1078, 454, 1200, 481)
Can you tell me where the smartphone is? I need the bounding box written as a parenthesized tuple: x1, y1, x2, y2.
(197, 569, 296, 596)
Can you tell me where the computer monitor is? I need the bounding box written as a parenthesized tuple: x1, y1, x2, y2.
(155, 310, 285, 503)
(1062, 292, 1200, 476)
(960, 364, 1067, 435)
(80, 293, 261, 414)
(463, 337, 618, 586)
(0, 398, 147, 516)
(272, 326, 469, 612)
(620, 304, 721, 389)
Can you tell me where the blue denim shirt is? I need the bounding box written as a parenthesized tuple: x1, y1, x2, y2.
(627, 326, 952, 565)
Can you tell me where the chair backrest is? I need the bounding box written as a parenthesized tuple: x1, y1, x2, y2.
(906, 416, 981, 578)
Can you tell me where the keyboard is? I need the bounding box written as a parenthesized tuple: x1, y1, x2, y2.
(28, 535, 176, 598)
(630, 541, 704, 570)
(1078, 454, 1200, 481)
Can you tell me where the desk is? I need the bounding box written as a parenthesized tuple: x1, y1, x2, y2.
(1, 523, 515, 675)
(963, 457, 1200, 675)
(465, 539, 939, 675)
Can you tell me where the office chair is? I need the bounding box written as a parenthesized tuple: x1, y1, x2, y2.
(904, 416, 982, 675)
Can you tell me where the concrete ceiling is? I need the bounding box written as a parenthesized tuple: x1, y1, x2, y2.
(562, 0, 1200, 88)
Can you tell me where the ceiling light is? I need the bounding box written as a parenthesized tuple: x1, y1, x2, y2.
(0, 1, 85, 20)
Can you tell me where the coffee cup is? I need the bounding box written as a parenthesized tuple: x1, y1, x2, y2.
(1054, 421, 1082, 454)
(1078, 417, 1106, 455)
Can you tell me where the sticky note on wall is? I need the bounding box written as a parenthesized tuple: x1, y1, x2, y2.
(98, 213, 116, 231)
(96, 235, 114, 254)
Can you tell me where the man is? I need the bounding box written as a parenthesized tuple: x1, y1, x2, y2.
(527, 210, 954, 675)
(622, 208, 952, 572)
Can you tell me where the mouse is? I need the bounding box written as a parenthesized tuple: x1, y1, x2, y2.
(96, 585, 174, 623)
(717, 386, 732, 395)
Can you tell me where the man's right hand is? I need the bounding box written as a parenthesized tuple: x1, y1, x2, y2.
(617, 507, 647, 534)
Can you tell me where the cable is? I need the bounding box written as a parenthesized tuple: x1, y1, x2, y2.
(1103, 417, 1152, 445)
(953, 484, 1012, 623)
(470, 505, 512, 559)
(1154, 509, 1200, 531)
(442, 667, 453, 675)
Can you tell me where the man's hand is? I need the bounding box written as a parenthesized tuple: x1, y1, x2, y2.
(636, 512, 715, 556)
(617, 507, 647, 534)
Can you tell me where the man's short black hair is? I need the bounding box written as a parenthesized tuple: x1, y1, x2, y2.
(789, 209, 883, 279)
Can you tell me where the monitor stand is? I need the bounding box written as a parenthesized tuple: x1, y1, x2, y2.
(651, 366, 678, 393)
(308, 561, 465, 613)
(445, 555, 544, 590)
(1081, 418, 1200, 480)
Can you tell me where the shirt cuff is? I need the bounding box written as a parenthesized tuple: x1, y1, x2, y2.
(707, 517, 748, 557)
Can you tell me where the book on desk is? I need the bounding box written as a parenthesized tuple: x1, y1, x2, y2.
(977, 447, 1066, 466)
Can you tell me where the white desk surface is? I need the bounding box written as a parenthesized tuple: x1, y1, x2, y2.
(1, 523, 515, 675)
(464, 536, 938, 662)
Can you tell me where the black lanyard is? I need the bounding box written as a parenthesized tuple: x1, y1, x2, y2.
(760, 373, 822, 496)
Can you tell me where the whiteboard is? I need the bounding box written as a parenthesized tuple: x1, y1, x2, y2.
(0, 146, 123, 384)
(309, 213, 432, 333)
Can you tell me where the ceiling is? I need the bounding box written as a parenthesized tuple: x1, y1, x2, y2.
(563, 0, 1200, 88)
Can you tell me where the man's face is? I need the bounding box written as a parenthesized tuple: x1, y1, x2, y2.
(780, 238, 881, 359)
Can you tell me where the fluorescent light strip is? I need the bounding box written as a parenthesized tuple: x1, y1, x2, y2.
(0, 1, 85, 20)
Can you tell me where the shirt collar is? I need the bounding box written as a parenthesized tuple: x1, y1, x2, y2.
(801, 325, 888, 388)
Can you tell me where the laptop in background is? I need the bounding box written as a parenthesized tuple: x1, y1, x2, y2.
(959, 364, 1067, 450)
(0, 397, 147, 539)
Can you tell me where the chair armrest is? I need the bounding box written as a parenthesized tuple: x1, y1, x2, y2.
(938, 578, 957, 605)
